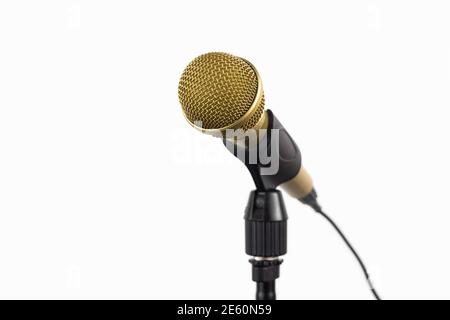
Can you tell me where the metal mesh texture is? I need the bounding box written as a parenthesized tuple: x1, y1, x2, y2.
(178, 52, 264, 131)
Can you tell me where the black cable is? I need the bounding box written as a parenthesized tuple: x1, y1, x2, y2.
(301, 195, 381, 300)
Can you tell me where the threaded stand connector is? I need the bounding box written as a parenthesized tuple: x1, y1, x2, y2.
(249, 258, 283, 300)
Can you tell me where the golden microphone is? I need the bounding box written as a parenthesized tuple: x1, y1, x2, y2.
(177, 53, 383, 301)
(178, 52, 316, 201)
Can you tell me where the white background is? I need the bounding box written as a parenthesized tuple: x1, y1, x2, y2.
(0, 1, 449, 300)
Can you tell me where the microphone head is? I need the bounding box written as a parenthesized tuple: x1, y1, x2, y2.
(178, 52, 265, 136)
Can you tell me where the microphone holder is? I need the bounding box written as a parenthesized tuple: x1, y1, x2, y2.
(245, 189, 288, 300)
(222, 111, 296, 299)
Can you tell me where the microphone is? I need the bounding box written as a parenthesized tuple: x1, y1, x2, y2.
(177, 52, 382, 300)
(178, 52, 317, 202)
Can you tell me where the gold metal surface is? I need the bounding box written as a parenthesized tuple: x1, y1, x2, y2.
(280, 166, 314, 199)
(226, 111, 269, 147)
(178, 52, 265, 136)
(254, 110, 269, 131)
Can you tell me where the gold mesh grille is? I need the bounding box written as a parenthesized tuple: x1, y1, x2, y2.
(178, 52, 265, 132)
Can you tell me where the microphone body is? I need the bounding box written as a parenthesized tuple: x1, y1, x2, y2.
(224, 110, 314, 199)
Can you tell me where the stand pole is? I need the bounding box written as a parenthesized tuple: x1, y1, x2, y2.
(256, 281, 276, 301)
(244, 190, 288, 300)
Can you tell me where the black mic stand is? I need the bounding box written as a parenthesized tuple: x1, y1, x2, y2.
(223, 111, 297, 300)
(245, 189, 288, 300)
